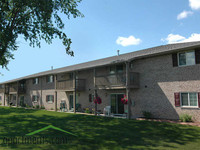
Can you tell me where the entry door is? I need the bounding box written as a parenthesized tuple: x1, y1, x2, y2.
(20, 96, 25, 107)
(110, 94, 124, 114)
(69, 95, 73, 110)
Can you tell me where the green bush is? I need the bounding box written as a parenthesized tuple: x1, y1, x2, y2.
(36, 105, 40, 109)
(180, 114, 193, 122)
(0, 102, 2, 105)
(51, 108, 54, 110)
(142, 111, 152, 119)
(85, 108, 90, 113)
(41, 106, 45, 109)
(25, 104, 31, 108)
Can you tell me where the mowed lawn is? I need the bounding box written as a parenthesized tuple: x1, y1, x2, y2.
(0, 107, 200, 150)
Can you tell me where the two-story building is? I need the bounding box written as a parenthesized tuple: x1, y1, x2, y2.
(0, 41, 200, 121)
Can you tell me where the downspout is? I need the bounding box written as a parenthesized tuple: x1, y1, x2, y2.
(73, 71, 77, 113)
(93, 68, 97, 116)
(55, 75, 57, 111)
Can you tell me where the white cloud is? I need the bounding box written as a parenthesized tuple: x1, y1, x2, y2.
(177, 10, 193, 20)
(189, 0, 200, 10)
(116, 36, 141, 47)
(162, 33, 200, 44)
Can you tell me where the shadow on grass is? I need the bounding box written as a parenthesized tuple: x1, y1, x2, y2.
(0, 106, 39, 115)
(0, 107, 200, 150)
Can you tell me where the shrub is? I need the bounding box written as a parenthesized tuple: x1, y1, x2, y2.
(51, 108, 54, 110)
(36, 105, 40, 109)
(41, 106, 45, 109)
(85, 108, 90, 113)
(25, 104, 31, 108)
(142, 111, 152, 119)
(0, 102, 2, 105)
(179, 114, 193, 122)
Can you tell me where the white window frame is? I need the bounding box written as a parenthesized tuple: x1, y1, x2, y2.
(180, 92, 198, 108)
(47, 95, 54, 104)
(33, 78, 39, 85)
(32, 95, 39, 103)
(178, 50, 196, 67)
(47, 75, 54, 83)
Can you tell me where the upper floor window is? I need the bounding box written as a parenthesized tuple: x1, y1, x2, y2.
(116, 65, 123, 73)
(69, 73, 73, 80)
(178, 51, 195, 66)
(109, 66, 115, 74)
(33, 78, 39, 85)
(109, 64, 124, 74)
(181, 92, 198, 107)
(47, 75, 54, 83)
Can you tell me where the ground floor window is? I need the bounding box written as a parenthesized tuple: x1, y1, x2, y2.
(46, 95, 54, 103)
(32, 95, 39, 102)
(181, 92, 198, 107)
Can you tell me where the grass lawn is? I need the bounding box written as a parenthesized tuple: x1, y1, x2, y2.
(0, 107, 200, 150)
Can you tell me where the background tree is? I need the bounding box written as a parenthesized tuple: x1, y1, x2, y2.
(0, 0, 83, 68)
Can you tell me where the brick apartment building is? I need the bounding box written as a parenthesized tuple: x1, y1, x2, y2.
(0, 41, 200, 121)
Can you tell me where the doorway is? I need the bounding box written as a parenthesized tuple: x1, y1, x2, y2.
(19, 96, 25, 107)
(69, 95, 74, 110)
(110, 94, 124, 114)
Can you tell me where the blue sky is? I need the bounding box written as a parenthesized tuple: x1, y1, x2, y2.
(1, 0, 200, 82)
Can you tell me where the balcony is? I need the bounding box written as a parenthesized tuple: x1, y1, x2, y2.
(8, 84, 26, 94)
(9, 85, 18, 93)
(56, 79, 86, 91)
(0, 87, 5, 93)
(95, 72, 139, 89)
(18, 85, 26, 94)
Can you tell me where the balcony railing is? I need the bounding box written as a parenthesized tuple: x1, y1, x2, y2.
(0, 88, 5, 93)
(18, 86, 26, 94)
(5, 84, 26, 94)
(95, 72, 139, 89)
(9, 85, 18, 93)
(56, 79, 86, 91)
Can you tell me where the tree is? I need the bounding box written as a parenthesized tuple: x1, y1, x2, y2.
(0, 0, 83, 68)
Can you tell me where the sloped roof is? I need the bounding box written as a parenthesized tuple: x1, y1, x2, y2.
(1, 41, 200, 84)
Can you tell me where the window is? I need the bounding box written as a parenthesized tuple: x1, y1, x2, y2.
(32, 95, 39, 102)
(46, 95, 54, 103)
(33, 78, 39, 84)
(47, 75, 54, 83)
(181, 93, 198, 107)
(69, 73, 73, 80)
(116, 65, 123, 73)
(109, 64, 124, 74)
(178, 51, 195, 66)
(109, 66, 115, 74)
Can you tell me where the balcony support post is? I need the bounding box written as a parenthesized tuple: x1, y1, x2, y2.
(3, 93, 5, 106)
(126, 62, 131, 119)
(40, 77, 43, 108)
(16, 82, 19, 107)
(94, 68, 97, 116)
(73, 72, 77, 113)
